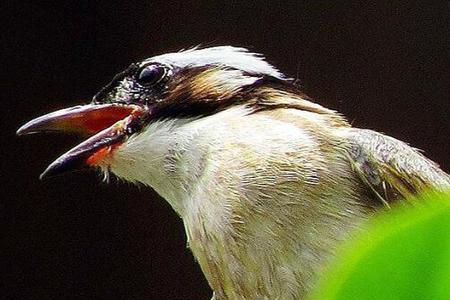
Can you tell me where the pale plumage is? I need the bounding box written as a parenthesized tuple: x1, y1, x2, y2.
(18, 46, 450, 299)
(145, 46, 285, 79)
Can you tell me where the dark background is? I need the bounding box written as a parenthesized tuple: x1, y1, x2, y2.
(2, 2, 449, 299)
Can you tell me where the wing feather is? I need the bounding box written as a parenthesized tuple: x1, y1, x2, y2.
(341, 129, 450, 206)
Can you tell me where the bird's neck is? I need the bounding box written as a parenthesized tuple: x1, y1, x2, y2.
(102, 102, 369, 298)
(103, 105, 253, 216)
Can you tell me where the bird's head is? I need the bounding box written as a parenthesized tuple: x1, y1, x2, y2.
(17, 46, 320, 181)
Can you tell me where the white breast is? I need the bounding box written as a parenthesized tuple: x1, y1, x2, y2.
(101, 105, 371, 299)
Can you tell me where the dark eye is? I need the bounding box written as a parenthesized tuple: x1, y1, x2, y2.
(136, 64, 170, 86)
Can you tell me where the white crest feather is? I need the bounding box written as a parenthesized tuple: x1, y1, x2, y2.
(143, 46, 284, 79)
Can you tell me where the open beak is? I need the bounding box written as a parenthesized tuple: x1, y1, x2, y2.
(17, 103, 147, 179)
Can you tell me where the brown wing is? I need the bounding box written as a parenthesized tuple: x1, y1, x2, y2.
(341, 128, 450, 206)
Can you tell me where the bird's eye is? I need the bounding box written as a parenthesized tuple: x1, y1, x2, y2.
(136, 64, 170, 86)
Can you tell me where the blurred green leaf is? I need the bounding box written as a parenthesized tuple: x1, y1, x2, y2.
(310, 189, 450, 300)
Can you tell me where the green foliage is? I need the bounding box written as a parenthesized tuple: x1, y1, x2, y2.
(310, 190, 450, 300)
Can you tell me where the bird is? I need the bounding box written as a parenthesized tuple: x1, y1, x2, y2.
(17, 46, 450, 299)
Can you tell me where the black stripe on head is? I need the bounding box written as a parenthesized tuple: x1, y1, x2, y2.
(146, 66, 308, 121)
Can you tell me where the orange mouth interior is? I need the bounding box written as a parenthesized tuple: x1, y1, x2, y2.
(85, 145, 118, 166)
(17, 103, 147, 178)
(82, 107, 145, 166)
(60, 105, 137, 136)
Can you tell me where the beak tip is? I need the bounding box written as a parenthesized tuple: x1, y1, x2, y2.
(39, 165, 55, 180)
(39, 159, 67, 180)
(17, 121, 42, 136)
(38, 172, 47, 180)
(16, 125, 30, 136)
